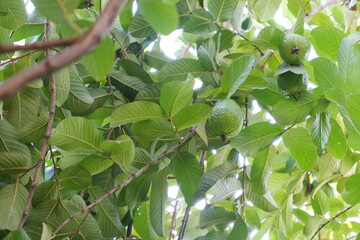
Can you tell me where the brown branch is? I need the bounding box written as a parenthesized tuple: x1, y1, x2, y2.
(253, 49, 273, 68)
(168, 200, 178, 240)
(69, 210, 92, 239)
(50, 127, 197, 238)
(199, 151, 206, 172)
(0, 0, 129, 100)
(0, 50, 41, 66)
(126, 220, 133, 238)
(0, 37, 77, 53)
(178, 205, 191, 240)
(49, 146, 61, 200)
(310, 204, 356, 240)
(18, 20, 57, 229)
(305, 0, 342, 20)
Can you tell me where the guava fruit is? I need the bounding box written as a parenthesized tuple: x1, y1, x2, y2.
(208, 99, 243, 139)
(277, 70, 306, 95)
(279, 34, 310, 64)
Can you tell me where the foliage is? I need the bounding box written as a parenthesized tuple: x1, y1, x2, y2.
(0, 0, 360, 239)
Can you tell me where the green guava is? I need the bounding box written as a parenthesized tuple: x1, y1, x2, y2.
(279, 34, 310, 64)
(277, 71, 306, 95)
(208, 99, 243, 138)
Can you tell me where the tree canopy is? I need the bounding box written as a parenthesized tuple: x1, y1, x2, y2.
(0, 0, 359, 239)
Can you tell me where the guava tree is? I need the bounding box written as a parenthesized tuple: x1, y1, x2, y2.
(0, 0, 359, 239)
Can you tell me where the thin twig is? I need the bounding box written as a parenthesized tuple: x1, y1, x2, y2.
(50, 127, 197, 238)
(0, 50, 41, 66)
(17, 163, 38, 180)
(310, 204, 356, 240)
(305, 0, 342, 20)
(178, 205, 191, 240)
(69, 210, 92, 239)
(297, 0, 309, 15)
(253, 49, 273, 68)
(199, 151, 206, 172)
(181, 43, 192, 59)
(0, 37, 77, 53)
(0, 0, 129, 100)
(18, 19, 57, 229)
(260, 51, 274, 71)
(168, 201, 178, 240)
(126, 220, 133, 238)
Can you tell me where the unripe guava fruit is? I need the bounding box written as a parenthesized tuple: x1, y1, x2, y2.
(277, 71, 306, 94)
(279, 34, 310, 64)
(208, 99, 243, 138)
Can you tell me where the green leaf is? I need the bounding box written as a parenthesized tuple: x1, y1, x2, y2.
(88, 186, 125, 237)
(283, 127, 317, 171)
(0, 26, 13, 60)
(144, 51, 172, 70)
(19, 115, 48, 143)
(245, 186, 278, 212)
(195, 231, 227, 240)
(40, 223, 52, 240)
(126, 176, 151, 214)
(100, 135, 135, 167)
(54, 65, 71, 107)
(227, 216, 248, 240)
(338, 32, 360, 94)
(3, 229, 31, 240)
(183, 9, 217, 35)
(31, 0, 81, 24)
(213, 178, 241, 203)
(245, 206, 261, 228)
(129, 14, 156, 38)
(230, 122, 283, 156)
(308, 112, 331, 150)
(78, 154, 114, 175)
(0, 120, 30, 159)
(221, 55, 255, 98)
(326, 118, 347, 159)
(196, 161, 238, 199)
(250, 146, 276, 195)
(271, 91, 329, 125)
(138, 0, 178, 35)
(310, 57, 345, 92)
(158, 59, 205, 82)
(311, 189, 329, 215)
(311, 26, 346, 61)
(150, 168, 169, 237)
(62, 66, 94, 113)
(7, 87, 40, 131)
(11, 13, 45, 41)
(135, 83, 162, 103)
(59, 165, 92, 190)
(118, 59, 153, 84)
(343, 173, 360, 204)
(132, 119, 174, 140)
(255, 0, 281, 22)
(0, 0, 27, 30)
(208, 0, 237, 22)
(172, 103, 211, 130)
(110, 101, 165, 127)
(249, 26, 284, 50)
(50, 117, 104, 152)
(199, 206, 236, 229)
(81, 36, 113, 81)
(32, 181, 57, 206)
(0, 152, 29, 174)
(0, 183, 29, 230)
(173, 152, 203, 205)
(160, 80, 194, 118)
(133, 202, 157, 240)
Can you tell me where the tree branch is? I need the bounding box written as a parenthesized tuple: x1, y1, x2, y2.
(0, 37, 77, 53)
(168, 200, 178, 240)
(0, 50, 42, 66)
(305, 0, 342, 20)
(310, 204, 356, 240)
(178, 205, 191, 240)
(0, 0, 129, 100)
(50, 127, 197, 238)
(18, 20, 57, 229)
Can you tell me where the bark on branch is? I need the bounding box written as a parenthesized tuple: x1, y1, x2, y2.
(50, 127, 197, 238)
(0, 0, 128, 100)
